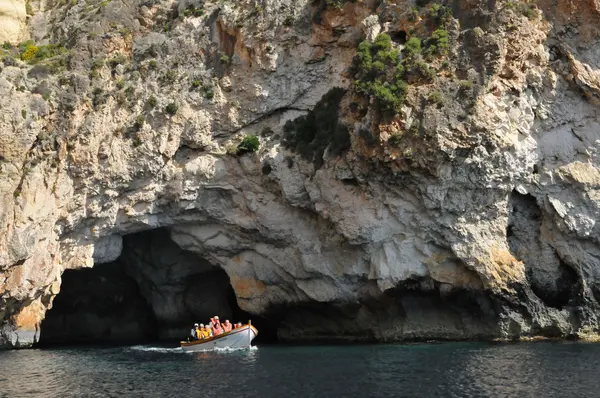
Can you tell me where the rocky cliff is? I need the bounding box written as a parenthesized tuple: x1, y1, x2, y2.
(2, 0, 600, 348)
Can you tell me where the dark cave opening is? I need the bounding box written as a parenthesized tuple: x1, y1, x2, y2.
(38, 263, 158, 346)
(507, 191, 578, 310)
(389, 30, 407, 44)
(38, 228, 279, 346)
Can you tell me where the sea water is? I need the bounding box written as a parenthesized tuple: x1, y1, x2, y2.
(1, 341, 599, 397)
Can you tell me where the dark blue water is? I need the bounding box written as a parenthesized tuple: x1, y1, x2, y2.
(1, 342, 599, 397)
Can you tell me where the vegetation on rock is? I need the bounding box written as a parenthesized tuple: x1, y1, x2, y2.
(506, 1, 539, 20)
(236, 135, 260, 155)
(165, 102, 178, 115)
(353, 34, 407, 114)
(351, 4, 453, 119)
(283, 88, 350, 166)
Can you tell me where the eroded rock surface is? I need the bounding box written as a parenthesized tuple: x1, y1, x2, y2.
(3, 0, 600, 347)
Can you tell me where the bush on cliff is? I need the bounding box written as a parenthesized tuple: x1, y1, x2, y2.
(19, 41, 67, 65)
(353, 33, 408, 114)
(236, 135, 260, 155)
(283, 87, 350, 167)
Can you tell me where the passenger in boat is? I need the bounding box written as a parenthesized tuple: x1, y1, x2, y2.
(222, 320, 233, 332)
(212, 316, 224, 335)
(201, 325, 210, 339)
(205, 324, 213, 337)
(195, 324, 203, 340)
(191, 323, 199, 340)
(236, 322, 243, 329)
(197, 324, 206, 339)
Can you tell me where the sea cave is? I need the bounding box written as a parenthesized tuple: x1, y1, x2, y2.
(38, 228, 278, 346)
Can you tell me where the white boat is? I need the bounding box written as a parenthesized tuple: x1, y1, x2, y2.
(180, 324, 258, 352)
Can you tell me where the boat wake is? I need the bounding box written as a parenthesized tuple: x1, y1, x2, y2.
(213, 345, 258, 353)
(128, 345, 184, 353)
(127, 345, 257, 354)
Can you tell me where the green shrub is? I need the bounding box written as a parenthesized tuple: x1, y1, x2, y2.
(356, 40, 373, 71)
(191, 79, 201, 89)
(372, 33, 392, 53)
(236, 135, 260, 155)
(524, 7, 537, 19)
(506, 1, 538, 20)
(459, 80, 473, 90)
(91, 58, 104, 70)
(429, 4, 453, 26)
(146, 96, 157, 108)
(408, 7, 419, 21)
(133, 115, 145, 131)
(283, 15, 295, 26)
(108, 53, 127, 69)
(165, 102, 178, 115)
(20, 43, 38, 62)
(372, 81, 407, 112)
(427, 28, 449, 56)
(124, 86, 135, 98)
(404, 37, 422, 59)
(162, 69, 177, 84)
(220, 55, 230, 64)
(353, 34, 408, 114)
(388, 134, 402, 147)
(148, 60, 158, 70)
(428, 90, 444, 104)
(283, 87, 350, 166)
(416, 61, 436, 81)
(21, 109, 27, 119)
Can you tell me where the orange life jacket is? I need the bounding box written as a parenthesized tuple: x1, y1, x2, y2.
(223, 323, 232, 332)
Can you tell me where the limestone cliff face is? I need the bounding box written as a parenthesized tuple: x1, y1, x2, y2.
(3, 0, 600, 347)
(0, 0, 27, 44)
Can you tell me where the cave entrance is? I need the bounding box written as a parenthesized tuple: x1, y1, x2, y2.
(38, 228, 278, 346)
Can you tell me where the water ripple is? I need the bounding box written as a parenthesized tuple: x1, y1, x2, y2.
(1, 342, 599, 397)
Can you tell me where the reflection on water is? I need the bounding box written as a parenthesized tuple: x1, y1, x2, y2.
(0, 342, 599, 397)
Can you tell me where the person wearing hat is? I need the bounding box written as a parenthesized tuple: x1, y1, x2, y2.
(197, 323, 207, 339)
(190, 323, 199, 340)
(212, 316, 224, 336)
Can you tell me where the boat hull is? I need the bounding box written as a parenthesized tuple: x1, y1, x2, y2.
(180, 325, 258, 352)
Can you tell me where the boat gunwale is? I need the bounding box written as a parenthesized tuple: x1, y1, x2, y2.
(180, 324, 258, 347)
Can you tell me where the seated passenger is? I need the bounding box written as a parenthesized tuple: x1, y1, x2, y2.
(195, 324, 202, 340)
(236, 322, 243, 328)
(191, 323, 199, 339)
(202, 325, 210, 339)
(198, 324, 206, 339)
(222, 320, 232, 332)
(212, 316, 223, 335)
